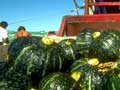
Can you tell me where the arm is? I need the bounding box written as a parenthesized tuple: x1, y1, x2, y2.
(2, 30, 9, 44)
(14, 33, 18, 39)
(28, 32, 32, 37)
(3, 37, 9, 44)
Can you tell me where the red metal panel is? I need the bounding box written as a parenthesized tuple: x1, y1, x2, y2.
(57, 16, 67, 36)
(89, 2, 120, 6)
(57, 14, 120, 36)
(84, 0, 89, 15)
(58, 0, 120, 36)
(64, 14, 120, 22)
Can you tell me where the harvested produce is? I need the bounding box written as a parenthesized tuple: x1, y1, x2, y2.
(70, 58, 107, 90)
(38, 72, 81, 90)
(0, 70, 32, 90)
(90, 30, 120, 62)
(13, 36, 66, 87)
(8, 36, 41, 65)
(76, 28, 95, 57)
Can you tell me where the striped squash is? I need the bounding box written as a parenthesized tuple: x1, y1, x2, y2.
(0, 70, 32, 90)
(38, 72, 81, 90)
(70, 58, 106, 90)
(13, 36, 66, 87)
(8, 36, 41, 65)
(89, 30, 120, 62)
(104, 60, 120, 90)
(76, 28, 95, 57)
(58, 39, 79, 61)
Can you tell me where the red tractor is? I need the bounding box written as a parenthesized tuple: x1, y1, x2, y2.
(57, 0, 120, 36)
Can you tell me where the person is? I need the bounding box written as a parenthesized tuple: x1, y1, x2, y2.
(95, 0, 107, 14)
(48, 31, 56, 36)
(47, 31, 60, 43)
(15, 26, 31, 39)
(0, 21, 9, 45)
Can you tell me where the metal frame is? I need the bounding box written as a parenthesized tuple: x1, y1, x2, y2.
(84, 0, 120, 14)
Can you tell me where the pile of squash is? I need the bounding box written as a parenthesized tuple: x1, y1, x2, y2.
(1, 28, 120, 90)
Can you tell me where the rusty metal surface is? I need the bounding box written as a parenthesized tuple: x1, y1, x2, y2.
(64, 14, 120, 22)
(67, 21, 120, 36)
(57, 15, 120, 36)
(57, 16, 67, 36)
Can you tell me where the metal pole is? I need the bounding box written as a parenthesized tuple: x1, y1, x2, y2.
(73, 0, 79, 15)
(84, 0, 89, 14)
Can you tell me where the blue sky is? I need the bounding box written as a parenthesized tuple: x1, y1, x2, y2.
(0, 0, 84, 32)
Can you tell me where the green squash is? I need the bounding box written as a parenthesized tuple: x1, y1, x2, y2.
(76, 28, 95, 57)
(38, 72, 81, 90)
(0, 60, 8, 74)
(58, 39, 79, 61)
(13, 36, 66, 87)
(0, 60, 10, 82)
(89, 30, 120, 62)
(106, 74, 120, 90)
(8, 37, 31, 63)
(101, 60, 120, 90)
(8, 36, 41, 65)
(70, 58, 120, 90)
(100, 30, 120, 41)
(0, 69, 32, 90)
(70, 58, 106, 90)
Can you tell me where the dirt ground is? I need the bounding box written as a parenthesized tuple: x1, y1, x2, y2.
(0, 45, 9, 61)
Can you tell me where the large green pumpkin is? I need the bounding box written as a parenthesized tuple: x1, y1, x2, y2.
(105, 74, 120, 90)
(0, 60, 9, 81)
(70, 58, 107, 90)
(8, 36, 41, 65)
(0, 69, 32, 90)
(0, 60, 7, 73)
(89, 30, 120, 62)
(38, 72, 81, 90)
(70, 57, 120, 90)
(13, 36, 66, 87)
(99, 59, 120, 90)
(76, 28, 95, 57)
(58, 39, 79, 61)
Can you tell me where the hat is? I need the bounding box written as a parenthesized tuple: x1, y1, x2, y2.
(0, 21, 8, 28)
